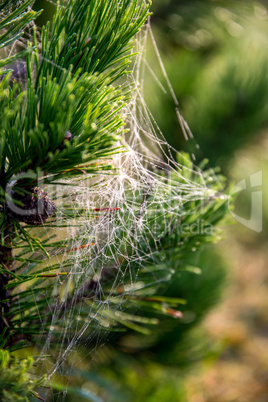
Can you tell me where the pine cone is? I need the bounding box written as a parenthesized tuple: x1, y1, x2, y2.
(12, 187, 56, 225)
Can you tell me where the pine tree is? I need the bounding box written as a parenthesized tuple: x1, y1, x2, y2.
(0, 1, 229, 400)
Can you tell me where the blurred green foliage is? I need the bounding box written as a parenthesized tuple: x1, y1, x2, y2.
(145, 0, 268, 167)
(0, 349, 46, 401)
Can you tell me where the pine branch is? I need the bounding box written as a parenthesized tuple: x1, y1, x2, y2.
(0, 0, 41, 68)
(0, 1, 231, 400)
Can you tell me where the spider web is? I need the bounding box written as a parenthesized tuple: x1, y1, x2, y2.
(1, 2, 227, 400)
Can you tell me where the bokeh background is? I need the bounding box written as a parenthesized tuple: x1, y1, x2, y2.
(142, 1, 268, 401)
(32, 1, 268, 400)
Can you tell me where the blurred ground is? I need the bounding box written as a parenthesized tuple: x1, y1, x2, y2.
(186, 247, 268, 401)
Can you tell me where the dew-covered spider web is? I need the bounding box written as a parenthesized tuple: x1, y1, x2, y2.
(1, 2, 228, 399)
